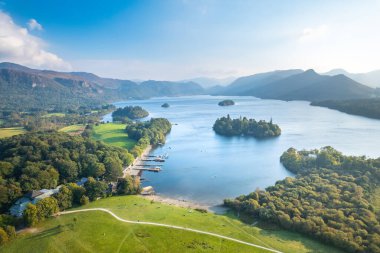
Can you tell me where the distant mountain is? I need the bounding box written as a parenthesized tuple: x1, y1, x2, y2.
(324, 69, 380, 88)
(180, 77, 236, 88)
(220, 69, 304, 95)
(0, 62, 205, 111)
(249, 70, 374, 101)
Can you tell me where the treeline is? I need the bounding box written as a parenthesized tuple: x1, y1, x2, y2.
(213, 115, 281, 138)
(125, 118, 172, 157)
(225, 147, 380, 253)
(0, 132, 136, 213)
(312, 98, 380, 120)
(0, 104, 115, 129)
(112, 106, 149, 122)
(22, 175, 139, 228)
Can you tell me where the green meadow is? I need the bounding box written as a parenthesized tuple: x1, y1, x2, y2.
(0, 196, 343, 253)
(0, 127, 26, 139)
(91, 123, 136, 150)
(59, 124, 85, 135)
(41, 113, 66, 118)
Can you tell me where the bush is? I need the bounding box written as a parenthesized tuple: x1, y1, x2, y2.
(0, 227, 9, 245)
(80, 195, 89, 206)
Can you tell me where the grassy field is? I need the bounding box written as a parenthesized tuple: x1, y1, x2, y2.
(59, 124, 85, 136)
(41, 113, 66, 118)
(91, 123, 136, 150)
(1, 196, 344, 253)
(1, 212, 265, 253)
(0, 127, 26, 139)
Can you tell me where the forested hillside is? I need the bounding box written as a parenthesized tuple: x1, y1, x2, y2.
(312, 98, 380, 120)
(0, 62, 204, 112)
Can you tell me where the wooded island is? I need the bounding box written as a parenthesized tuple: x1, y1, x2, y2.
(213, 115, 281, 138)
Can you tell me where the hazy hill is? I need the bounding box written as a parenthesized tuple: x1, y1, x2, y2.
(324, 69, 380, 88)
(0, 68, 102, 111)
(181, 76, 236, 88)
(222, 69, 375, 102)
(0, 62, 205, 111)
(220, 69, 304, 95)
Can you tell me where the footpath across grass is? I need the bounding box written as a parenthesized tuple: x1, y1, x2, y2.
(1, 195, 343, 253)
(91, 123, 136, 150)
(0, 127, 26, 139)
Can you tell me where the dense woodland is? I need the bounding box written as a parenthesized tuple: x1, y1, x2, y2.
(225, 147, 380, 253)
(0, 105, 115, 130)
(125, 118, 171, 157)
(112, 106, 149, 122)
(213, 115, 281, 138)
(312, 98, 380, 120)
(0, 132, 138, 212)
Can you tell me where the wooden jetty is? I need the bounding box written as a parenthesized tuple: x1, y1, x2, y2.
(134, 167, 161, 172)
(141, 158, 165, 162)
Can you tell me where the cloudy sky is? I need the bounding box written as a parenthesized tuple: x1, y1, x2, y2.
(0, 0, 379, 80)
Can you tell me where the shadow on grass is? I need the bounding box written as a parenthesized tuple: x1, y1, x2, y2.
(28, 224, 74, 240)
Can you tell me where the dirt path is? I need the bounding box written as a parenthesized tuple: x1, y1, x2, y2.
(59, 208, 282, 253)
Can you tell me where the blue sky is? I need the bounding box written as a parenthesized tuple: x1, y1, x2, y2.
(0, 0, 379, 80)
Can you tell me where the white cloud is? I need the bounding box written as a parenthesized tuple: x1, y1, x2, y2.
(27, 18, 43, 31)
(0, 11, 71, 70)
(299, 25, 328, 42)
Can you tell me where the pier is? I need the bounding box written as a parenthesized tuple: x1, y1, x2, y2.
(123, 146, 167, 178)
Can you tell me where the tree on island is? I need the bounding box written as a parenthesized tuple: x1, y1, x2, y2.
(161, 103, 170, 108)
(213, 115, 281, 138)
(218, 99, 235, 106)
(112, 106, 149, 122)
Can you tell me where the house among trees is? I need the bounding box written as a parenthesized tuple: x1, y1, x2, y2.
(9, 186, 62, 217)
(76, 177, 88, 186)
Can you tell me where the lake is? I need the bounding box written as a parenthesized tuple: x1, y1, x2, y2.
(103, 96, 380, 206)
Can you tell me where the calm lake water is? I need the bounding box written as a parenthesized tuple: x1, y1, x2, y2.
(103, 96, 380, 206)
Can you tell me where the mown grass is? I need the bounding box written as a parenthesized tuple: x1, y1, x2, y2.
(1, 195, 344, 253)
(59, 124, 85, 136)
(75, 196, 343, 253)
(41, 113, 66, 118)
(91, 123, 136, 150)
(0, 127, 26, 139)
(1, 211, 266, 253)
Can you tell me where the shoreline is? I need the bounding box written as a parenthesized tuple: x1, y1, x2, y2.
(123, 141, 225, 213)
(123, 145, 153, 177)
(141, 194, 222, 213)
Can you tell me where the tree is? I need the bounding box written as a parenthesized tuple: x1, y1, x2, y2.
(54, 185, 73, 210)
(104, 157, 122, 181)
(36, 197, 59, 221)
(55, 160, 78, 182)
(84, 177, 107, 201)
(117, 176, 140, 195)
(67, 183, 86, 205)
(80, 195, 89, 205)
(5, 226, 16, 239)
(0, 227, 8, 245)
(23, 203, 38, 227)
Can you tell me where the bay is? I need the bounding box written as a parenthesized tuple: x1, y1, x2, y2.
(103, 96, 380, 206)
